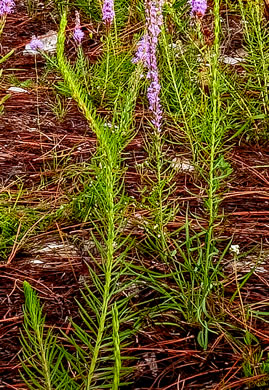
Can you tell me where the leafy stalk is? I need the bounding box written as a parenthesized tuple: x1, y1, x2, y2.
(56, 10, 143, 388)
(205, 0, 221, 263)
(20, 282, 72, 390)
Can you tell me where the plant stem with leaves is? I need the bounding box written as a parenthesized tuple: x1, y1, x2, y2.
(56, 10, 143, 388)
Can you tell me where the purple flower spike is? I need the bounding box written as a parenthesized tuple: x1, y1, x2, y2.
(102, 0, 115, 25)
(189, 0, 207, 17)
(142, 0, 164, 132)
(29, 35, 44, 51)
(74, 10, 84, 45)
(0, 0, 15, 16)
(133, 0, 164, 131)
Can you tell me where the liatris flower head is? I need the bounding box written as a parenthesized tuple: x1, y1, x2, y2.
(74, 28, 84, 44)
(102, 0, 115, 25)
(145, 0, 164, 132)
(29, 35, 44, 51)
(189, 0, 207, 17)
(133, 0, 164, 132)
(73, 10, 84, 45)
(146, 0, 164, 37)
(0, 0, 15, 16)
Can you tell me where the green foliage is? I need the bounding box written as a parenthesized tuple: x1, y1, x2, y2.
(20, 8, 144, 389)
(0, 203, 47, 260)
(18, 0, 269, 388)
(228, 0, 269, 140)
(0, 49, 15, 64)
(0, 185, 71, 260)
(0, 207, 20, 258)
(20, 282, 75, 390)
(25, 0, 39, 17)
(49, 93, 71, 121)
(74, 0, 101, 20)
(0, 93, 10, 115)
(89, 50, 136, 108)
(0, 49, 15, 114)
(261, 356, 269, 374)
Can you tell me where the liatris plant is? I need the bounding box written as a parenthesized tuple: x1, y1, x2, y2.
(189, 0, 207, 17)
(73, 10, 84, 45)
(102, 0, 115, 27)
(0, 0, 15, 36)
(134, 0, 164, 132)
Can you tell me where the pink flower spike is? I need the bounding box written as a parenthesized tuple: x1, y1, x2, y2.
(102, 0, 115, 25)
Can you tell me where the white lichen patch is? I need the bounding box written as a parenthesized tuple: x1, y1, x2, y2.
(30, 259, 44, 265)
(221, 48, 248, 65)
(171, 157, 195, 173)
(144, 352, 158, 378)
(221, 56, 244, 65)
(28, 239, 79, 262)
(225, 250, 269, 275)
(24, 31, 58, 55)
(7, 87, 29, 93)
(36, 242, 77, 256)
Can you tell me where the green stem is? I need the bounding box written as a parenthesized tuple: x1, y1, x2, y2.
(0, 15, 6, 37)
(37, 331, 53, 390)
(205, 0, 220, 265)
(87, 142, 116, 389)
(101, 36, 111, 105)
(155, 133, 167, 257)
(161, 29, 195, 160)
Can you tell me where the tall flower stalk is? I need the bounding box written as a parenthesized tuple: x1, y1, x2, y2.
(134, 0, 164, 132)
(133, 1, 172, 260)
(0, 0, 15, 36)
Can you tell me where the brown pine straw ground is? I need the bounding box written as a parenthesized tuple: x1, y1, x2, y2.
(0, 4, 269, 390)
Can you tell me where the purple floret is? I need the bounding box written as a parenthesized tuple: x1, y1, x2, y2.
(132, 35, 149, 66)
(0, 0, 15, 16)
(189, 0, 207, 17)
(102, 0, 115, 25)
(29, 36, 44, 51)
(73, 11, 84, 45)
(74, 28, 84, 44)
